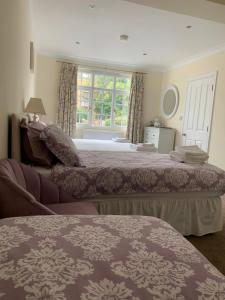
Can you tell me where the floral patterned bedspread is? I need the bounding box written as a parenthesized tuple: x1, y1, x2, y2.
(50, 151, 225, 198)
(0, 215, 224, 300)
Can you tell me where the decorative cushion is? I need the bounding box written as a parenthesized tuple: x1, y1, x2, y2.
(20, 121, 56, 167)
(40, 125, 84, 167)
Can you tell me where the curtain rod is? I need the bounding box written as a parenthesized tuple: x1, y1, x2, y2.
(56, 60, 148, 75)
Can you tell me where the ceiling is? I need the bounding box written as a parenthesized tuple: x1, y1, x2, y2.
(30, 0, 225, 71)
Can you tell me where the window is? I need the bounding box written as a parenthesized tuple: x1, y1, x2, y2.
(77, 70, 131, 128)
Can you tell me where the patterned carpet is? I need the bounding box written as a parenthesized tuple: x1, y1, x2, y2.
(187, 197, 225, 275)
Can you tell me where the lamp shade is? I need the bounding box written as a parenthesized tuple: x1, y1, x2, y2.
(24, 98, 46, 115)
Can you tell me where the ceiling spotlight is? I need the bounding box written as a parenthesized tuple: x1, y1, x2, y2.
(186, 25, 192, 29)
(89, 4, 95, 9)
(120, 34, 129, 42)
(75, 41, 80, 45)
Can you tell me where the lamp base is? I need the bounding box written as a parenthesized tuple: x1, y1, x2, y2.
(33, 113, 39, 122)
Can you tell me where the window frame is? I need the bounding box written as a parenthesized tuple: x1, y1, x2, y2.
(77, 69, 131, 129)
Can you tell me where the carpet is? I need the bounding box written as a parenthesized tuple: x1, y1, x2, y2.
(187, 197, 225, 275)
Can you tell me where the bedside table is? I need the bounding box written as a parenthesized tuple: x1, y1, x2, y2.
(144, 127, 176, 154)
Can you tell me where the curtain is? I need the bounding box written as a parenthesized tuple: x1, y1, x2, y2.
(126, 73, 144, 143)
(57, 63, 78, 137)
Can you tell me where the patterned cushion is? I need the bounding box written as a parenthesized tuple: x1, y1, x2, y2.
(40, 125, 84, 167)
(20, 121, 56, 167)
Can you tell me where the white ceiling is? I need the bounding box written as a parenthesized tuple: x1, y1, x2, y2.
(30, 0, 225, 71)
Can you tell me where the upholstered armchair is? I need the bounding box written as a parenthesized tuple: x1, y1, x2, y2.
(0, 159, 98, 218)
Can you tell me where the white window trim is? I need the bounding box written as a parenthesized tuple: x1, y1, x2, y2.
(77, 69, 131, 129)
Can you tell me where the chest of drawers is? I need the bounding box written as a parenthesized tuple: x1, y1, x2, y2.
(144, 127, 176, 154)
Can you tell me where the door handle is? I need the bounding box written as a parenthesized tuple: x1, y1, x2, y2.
(182, 133, 186, 136)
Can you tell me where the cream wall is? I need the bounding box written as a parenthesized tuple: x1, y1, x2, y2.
(161, 50, 225, 169)
(0, 0, 35, 158)
(35, 55, 60, 123)
(143, 72, 163, 127)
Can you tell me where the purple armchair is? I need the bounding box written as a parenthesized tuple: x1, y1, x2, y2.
(0, 159, 98, 218)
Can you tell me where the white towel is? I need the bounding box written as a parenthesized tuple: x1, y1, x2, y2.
(176, 145, 200, 152)
(137, 143, 155, 148)
(112, 137, 130, 143)
(170, 145, 209, 164)
(170, 151, 208, 164)
(137, 147, 157, 152)
(176, 145, 207, 156)
(136, 143, 157, 152)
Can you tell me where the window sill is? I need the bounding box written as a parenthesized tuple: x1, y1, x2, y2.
(76, 124, 126, 131)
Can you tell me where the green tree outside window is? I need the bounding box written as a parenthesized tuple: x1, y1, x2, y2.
(77, 71, 131, 128)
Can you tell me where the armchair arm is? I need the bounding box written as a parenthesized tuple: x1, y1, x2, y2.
(0, 176, 56, 218)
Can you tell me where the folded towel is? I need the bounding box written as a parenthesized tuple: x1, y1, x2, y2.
(170, 145, 209, 164)
(176, 145, 200, 151)
(170, 151, 208, 164)
(175, 145, 206, 155)
(137, 148, 157, 152)
(136, 143, 157, 152)
(137, 143, 156, 148)
(112, 137, 130, 143)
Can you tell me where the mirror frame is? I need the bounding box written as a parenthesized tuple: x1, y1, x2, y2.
(161, 85, 179, 119)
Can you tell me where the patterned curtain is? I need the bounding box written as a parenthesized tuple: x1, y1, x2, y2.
(57, 63, 78, 137)
(126, 73, 144, 143)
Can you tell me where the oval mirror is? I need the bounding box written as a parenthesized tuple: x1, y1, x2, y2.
(161, 85, 179, 119)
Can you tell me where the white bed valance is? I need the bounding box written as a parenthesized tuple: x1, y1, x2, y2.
(92, 192, 223, 236)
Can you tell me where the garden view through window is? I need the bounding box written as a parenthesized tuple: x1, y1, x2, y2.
(77, 70, 131, 127)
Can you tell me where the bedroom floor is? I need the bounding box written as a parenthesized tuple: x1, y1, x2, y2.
(187, 196, 225, 275)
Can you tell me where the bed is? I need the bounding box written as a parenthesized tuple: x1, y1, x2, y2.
(73, 138, 137, 152)
(0, 214, 224, 300)
(50, 150, 225, 236)
(9, 114, 225, 236)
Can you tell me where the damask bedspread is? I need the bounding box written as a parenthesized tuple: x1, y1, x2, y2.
(0, 215, 224, 299)
(50, 151, 225, 198)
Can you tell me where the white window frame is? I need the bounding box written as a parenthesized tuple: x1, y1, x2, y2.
(77, 69, 131, 129)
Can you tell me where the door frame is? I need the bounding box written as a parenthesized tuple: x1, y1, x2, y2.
(182, 71, 217, 152)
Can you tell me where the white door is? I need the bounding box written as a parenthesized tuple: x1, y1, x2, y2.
(182, 73, 216, 152)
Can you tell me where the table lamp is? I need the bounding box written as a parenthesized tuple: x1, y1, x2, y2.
(24, 98, 46, 122)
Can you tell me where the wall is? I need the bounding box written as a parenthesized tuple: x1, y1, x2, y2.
(161, 50, 225, 169)
(0, 0, 35, 158)
(35, 54, 163, 135)
(35, 55, 60, 123)
(125, 0, 225, 24)
(143, 72, 163, 127)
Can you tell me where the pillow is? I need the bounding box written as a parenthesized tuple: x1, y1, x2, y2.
(40, 125, 84, 167)
(20, 121, 56, 167)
